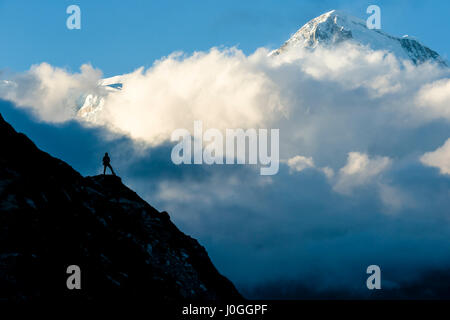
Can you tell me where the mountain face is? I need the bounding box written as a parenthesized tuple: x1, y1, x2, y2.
(271, 10, 447, 67)
(0, 113, 241, 302)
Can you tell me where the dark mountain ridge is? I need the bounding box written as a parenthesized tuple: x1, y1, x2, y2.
(0, 113, 241, 302)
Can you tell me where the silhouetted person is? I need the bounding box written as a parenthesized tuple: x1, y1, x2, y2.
(103, 152, 116, 175)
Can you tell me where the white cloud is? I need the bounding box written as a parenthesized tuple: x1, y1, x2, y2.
(420, 138, 450, 175)
(287, 155, 315, 172)
(415, 79, 450, 121)
(333, 152, 391, 194)
(1, 42, 448, 150)
(86, 48, 285, 145)
(0, 63, 103, 123)
(287, 155, 334, 178)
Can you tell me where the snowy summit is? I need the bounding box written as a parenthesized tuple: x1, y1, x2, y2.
(271, 10, 447, 67)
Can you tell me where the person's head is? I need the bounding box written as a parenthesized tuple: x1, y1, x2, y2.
(105, 152, 108, 156)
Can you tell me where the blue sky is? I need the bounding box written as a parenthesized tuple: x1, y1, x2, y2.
(1, 0, 449, 77)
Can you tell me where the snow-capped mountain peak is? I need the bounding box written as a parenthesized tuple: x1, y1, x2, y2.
(76, 75, 124, 121)
(271, 10, 447, 67)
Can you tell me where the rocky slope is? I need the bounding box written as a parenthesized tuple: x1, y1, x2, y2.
(0, 113, 241, 302)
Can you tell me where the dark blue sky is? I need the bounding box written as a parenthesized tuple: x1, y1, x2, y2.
(1, 0, 449, 77)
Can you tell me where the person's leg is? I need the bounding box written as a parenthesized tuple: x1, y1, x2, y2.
(103, 165, 106, 175)
(108, 164, 116, 176)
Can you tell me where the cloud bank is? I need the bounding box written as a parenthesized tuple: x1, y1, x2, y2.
(1, 41, 449, 297)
